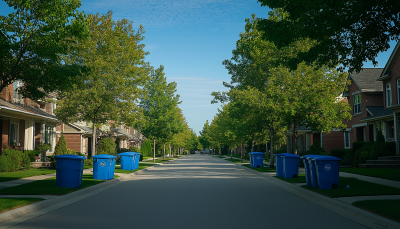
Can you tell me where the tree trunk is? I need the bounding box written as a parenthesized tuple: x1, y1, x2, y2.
(219, 145, 221, 156)
(153, 139, 156, 162)
(91, 123, 97, 158)
(163, 142, 165, 160)
(169, 143, 171, 158)
(269, 123, 275, 169)
(251, 135, 254, 152)
(241, 139, 243, 163)
(230, 147, 233, 159)
(293, 119, 298, 155)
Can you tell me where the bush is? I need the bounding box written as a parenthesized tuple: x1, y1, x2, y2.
(129, 146, 141, 153)
(353, 142, 374, 167)
(84, 158, 93, 166)
(0, 149, 31, 172)
(274, 147, 287, 154)
(330, 149, 352, 159)
(352, 141, 366, 154)
(54, 135, 68, 156)
(300, 141, 327, 156)
(381, 142, 396, 156)
(141, 140, 152, 157)
(24, 150, 41, 162)
(97, 137, 116, 155)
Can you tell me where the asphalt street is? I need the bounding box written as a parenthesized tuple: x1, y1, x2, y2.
(4, 155, 369, 229)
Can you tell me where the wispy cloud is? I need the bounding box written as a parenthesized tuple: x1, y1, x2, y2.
(82, 0, 253, 28)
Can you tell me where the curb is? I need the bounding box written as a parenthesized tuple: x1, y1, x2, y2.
(236, 164, 400, 229)
(0, 165, 155, 227)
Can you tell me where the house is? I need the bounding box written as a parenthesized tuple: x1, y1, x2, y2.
(375, 40, 400, 155)
(0, 81, 58, 156)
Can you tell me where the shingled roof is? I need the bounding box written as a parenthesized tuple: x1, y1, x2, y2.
(0, 99, 58, 121)
(361, 106, 393, 122)
(349, 68, 383, 92)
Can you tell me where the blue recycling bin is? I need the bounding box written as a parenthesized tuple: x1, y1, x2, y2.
(248, 152, 254, 167)
(275, 153, 292, 177)
(92, 154, 116, 180)
(119, 152, 135, 171)
(283, 154, 300, 178)
(109, 155, 117, 180)
(250, 152, 264, 168)
(301, 155, 320, 186)
(313, 156, 342, 189)
(54, 154, 86, 188)
(133, 152, 141, 170)
(307, 155, 324, 188)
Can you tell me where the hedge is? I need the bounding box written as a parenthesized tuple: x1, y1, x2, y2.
(0, 149, 31, 172)
(330, 149, 352, 159)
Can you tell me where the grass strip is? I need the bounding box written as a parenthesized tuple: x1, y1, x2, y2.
(0, 174, 105, 195)
(0, 198, 44, 213)
(0, 168, 56, 182)
(142, 158, 173, 163)
(274, 174, 307, 183)
(216, 156, 226, 159)
(225, 158, 247, 163)
(301, 177, 400, 198)
(114, 163, 156, 174)
(340, 168, 400, 181)
(242, 164, 275, 172)
(352, 199, 400, 223)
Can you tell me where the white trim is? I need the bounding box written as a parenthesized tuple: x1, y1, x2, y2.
(352, 90, 361, 96)
(386, 83, 392, 107)
(352, 123, 367, 128)
(397, 79, 400, 105)
(0, 107, 59, 122)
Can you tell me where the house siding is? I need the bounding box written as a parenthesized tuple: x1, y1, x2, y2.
(63, 133, 81, 152)
(1, 120, 8, 152)
(322, 131, 345, 153)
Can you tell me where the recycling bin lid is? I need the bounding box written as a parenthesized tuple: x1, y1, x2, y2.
(283, 154, 300, 158)
(250, 152, 264, 155)
(300, 154, 319, 159)
(92, 154, 115, 159)
(275, 153, 292, 156)
(119, 152, 135, 156)
(305, 155, 323, 160)
(313, 156, 342, 161)
(54, 154, 86, 160)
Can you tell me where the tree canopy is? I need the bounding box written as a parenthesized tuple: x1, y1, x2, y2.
(257, 1, 400, 72)
(0, 0, 88, 99)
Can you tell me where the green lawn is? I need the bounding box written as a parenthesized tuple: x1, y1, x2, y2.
(340, 168, 400, 181)
(242, 164, 276, 172)
(142, 156, 154, 160)
(302, 177, 400, 198)
(216, 156, 226, 159)
(274, 174, 307, 183)
(225, 158, 247, 163)
(0, 198, 44, 213)
(0, 174, 105, 195)
(353, 199, 400, 223)
(114, 164, 155, 174)
(141, 158, 173, 163)
(0, 168, 56, 182)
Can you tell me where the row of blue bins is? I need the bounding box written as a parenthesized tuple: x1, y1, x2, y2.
(275, 153, 341, 189)
(54, 152, 141, 188)
(249, 152, 265, 168)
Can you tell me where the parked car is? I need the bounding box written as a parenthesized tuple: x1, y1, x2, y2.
(190, 150, 195, 154)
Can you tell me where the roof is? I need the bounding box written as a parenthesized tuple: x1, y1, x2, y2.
(72, 123, 93, 134)
(349, 68, 384, 92)
(361, 106, 394, 122)
(378, 40, 400, 80)
(0, 99, 59, 122)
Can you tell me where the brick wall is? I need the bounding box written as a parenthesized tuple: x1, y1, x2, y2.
(322, 131, 345, 153)
(0, 84, 14, 101)
(389, 53, 400, 106)
(64, 133, 81, 152)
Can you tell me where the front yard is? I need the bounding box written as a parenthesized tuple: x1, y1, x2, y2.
(0, 168, 56, 182)
(340, 168, 400, 181)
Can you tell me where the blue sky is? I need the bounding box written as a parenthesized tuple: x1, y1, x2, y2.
(0, 0, 397, 134)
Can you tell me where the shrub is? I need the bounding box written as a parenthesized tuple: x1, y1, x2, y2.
(24, 150, 41, 162)
(352, 141, 366, 154)
(54, 135, 68, 156)
(97, 137, 116, 155)
(141, 140, 152, 157)
(330, 149, 352, 159)
(300, 141, 327, 156)
(381, 142, 396, 156)
(274, 147, 287, 154)
(0, 149, 31, 172)
(84, 158, 93, 166)
(353, 142, 374, 167)
(129, 146, 141, 153)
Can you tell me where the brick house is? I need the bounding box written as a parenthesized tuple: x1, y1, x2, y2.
(286, 68, 384, 154)
(0, 81, 58, 155)
(374, 40, 400, 155)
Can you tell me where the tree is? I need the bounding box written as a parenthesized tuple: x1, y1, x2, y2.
(55, 11, 149, 157)
(257, 1, 400, 72)
(269, 62, 351, 154)
(0, 0, 88, 99)
(97, 137, 116, 155)
(54, 135, 68, 156)
(139, 65, 182, 162)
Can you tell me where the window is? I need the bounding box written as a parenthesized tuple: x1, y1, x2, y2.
(397, 79, 400, 104)
(45, 126, 54, 151)
(9, 121, 19, 145)
(353, 94, 361, 114)
(386, 83, 392, 107)
(344, 131, 350, 149)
